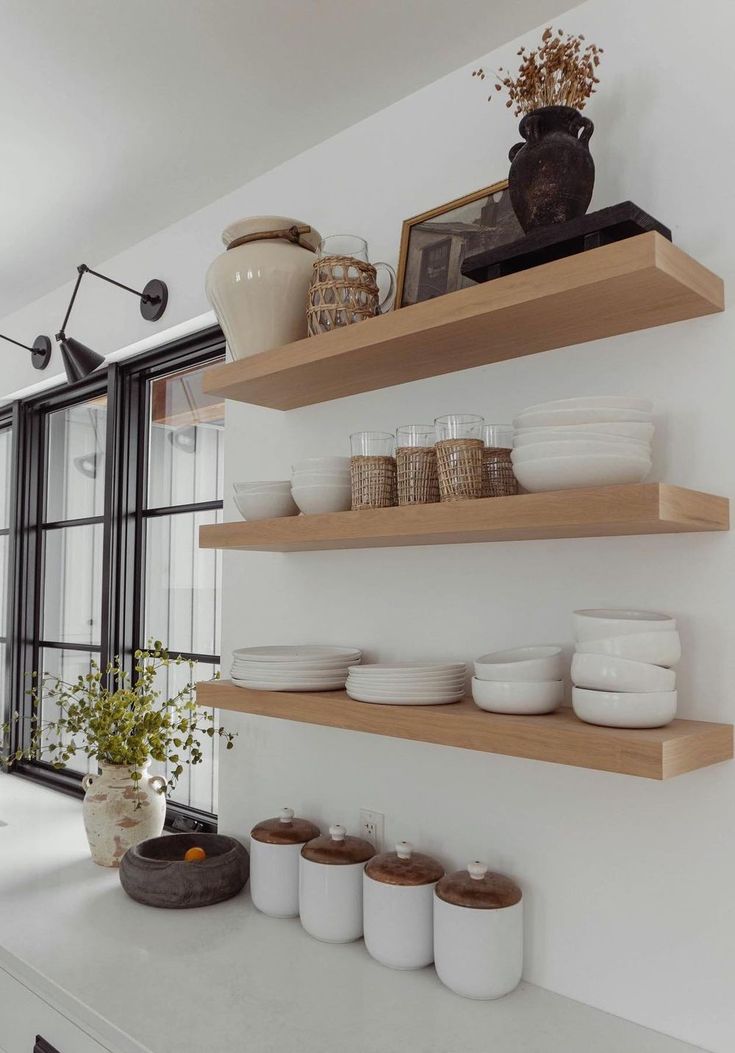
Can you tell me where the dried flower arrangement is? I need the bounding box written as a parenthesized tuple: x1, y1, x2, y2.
(472, 27, 602, 116)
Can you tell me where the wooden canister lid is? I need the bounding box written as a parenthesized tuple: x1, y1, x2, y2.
(301, 824, 376, 865)
(250, 807, 320, 846)
(365, 841, 444, 886)
(435, 862, 522, 909)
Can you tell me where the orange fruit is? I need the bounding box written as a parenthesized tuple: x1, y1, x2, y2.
(184, 846, 207, 862)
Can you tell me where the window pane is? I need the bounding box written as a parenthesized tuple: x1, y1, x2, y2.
(40, 648, 96, 775)
(46, 398, 107, 522)
(0, 428, 12, 529)
(43, 524, 104, 645)
(144, 509, 222, 656)
(0, 641, 6, 719)
(147, 363, 224, 509)
(0, 535, 6, 638)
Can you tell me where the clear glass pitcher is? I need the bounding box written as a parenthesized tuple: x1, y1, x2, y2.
(307, 234, 396, 335)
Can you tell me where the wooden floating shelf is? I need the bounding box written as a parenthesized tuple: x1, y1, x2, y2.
(200, 484, 729, 552)
(202, 233, 724, 410)
(197, 681, 733, 780)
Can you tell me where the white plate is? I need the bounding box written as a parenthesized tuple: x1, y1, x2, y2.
(232, 677, 347, 692)
(572, 687, 677, 728)
(513, 431, 650, 452)
(346, 686, 464, 705)
(233, 645, 361, 662)
(233, 656, 359, 671)
(514, 407, 653, 429)
(512, 454, 651, 492)
(347, 673, 465, 685)
(522, 396, 653, 415)
(233, 669, 352, 683)
(511, 440, 649, 461)
(347, 662, 466, 675)
(514, 422, 655, 442)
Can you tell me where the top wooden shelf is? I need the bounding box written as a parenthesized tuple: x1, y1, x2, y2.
(202, 233, 724, 410)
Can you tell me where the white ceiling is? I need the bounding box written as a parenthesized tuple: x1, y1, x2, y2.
(0, 0, 573, 318)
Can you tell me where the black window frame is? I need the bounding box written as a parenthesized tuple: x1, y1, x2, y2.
(4, 323, 225, 832)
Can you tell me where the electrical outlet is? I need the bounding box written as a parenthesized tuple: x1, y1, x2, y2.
(359, 808, 384, 851)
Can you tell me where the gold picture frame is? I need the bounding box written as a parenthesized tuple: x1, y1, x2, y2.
(395, 179, 521, 309)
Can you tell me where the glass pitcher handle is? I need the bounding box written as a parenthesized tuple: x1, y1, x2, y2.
(374, 262, 396, 314)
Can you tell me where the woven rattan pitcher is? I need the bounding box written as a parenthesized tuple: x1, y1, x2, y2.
(307, 235, 395, 336)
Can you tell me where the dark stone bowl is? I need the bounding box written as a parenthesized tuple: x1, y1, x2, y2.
(119, 833, 249, 909)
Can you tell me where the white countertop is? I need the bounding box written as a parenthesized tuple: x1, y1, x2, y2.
(0, 775, 707, 1053)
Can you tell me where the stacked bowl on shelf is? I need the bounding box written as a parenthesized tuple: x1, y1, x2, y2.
(345, 663, 467, 706)
(511, 396, 655, 492)
(233, 479, 298, 521)
(571, 609, 679, 728)
(471, 646, 564, 714)
(231, 645, 362, 691)
(291, 457, 352, 514)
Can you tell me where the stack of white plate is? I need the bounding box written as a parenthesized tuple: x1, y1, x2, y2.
(472, 646, 564, 715)
(291, 457, 352, 515)
(511, 396, 654, 492)
(572, 609, 679, 728)
(231, 645, 362, 691)
(345, 663, 467, 706)
(233, 480, 298, 521)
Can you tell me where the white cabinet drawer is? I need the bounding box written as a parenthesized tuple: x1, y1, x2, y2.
(0, 966, 109, 1053)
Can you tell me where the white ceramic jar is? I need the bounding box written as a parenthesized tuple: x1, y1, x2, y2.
(434, 862, 523, 1000)
(249, 808, 320, 918)
(363, 841, 444, 970)
(299, 824, 375, 943)
(205, 216, 321, 361)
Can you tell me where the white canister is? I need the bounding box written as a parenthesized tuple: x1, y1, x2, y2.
(363, 841, 444, 970)
(299, 824, 375, 944)
(249, 807, 320, 918)
(205, 216, 321, 361)
(434, 862, 523, 1000)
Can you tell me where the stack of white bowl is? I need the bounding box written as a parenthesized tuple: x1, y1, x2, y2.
(231, 645, 362, 692)
(571, 609, 680, 728)
(291, 457, 352, 514)
(233, 480, 298, 521)
(511, 396, 654, 492)
(345, 663, 467, 706)
(471, 646, 564, 714)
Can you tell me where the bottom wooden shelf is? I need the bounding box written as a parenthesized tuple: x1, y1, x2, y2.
(196, 681, 733, 780)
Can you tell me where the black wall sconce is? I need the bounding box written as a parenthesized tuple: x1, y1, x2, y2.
(0, 331, 52, 371)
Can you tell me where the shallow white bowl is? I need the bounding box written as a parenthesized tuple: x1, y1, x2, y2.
(471, 678, 563, 714)
(513, 431, 650, 452)
(572, 687, 677, 728)
(233, 479, 292, 492)
(347, 662, 466, 676)
(232, 676, 347, 692)
(292, 484, 352, 515)
(292, 473, 351, 486)
(514, 421, 655, 443)
(511, 439, 649, 461)
(292, 457, 351, 472)
(346, 685, 464, 705)
(512, 454, 651, 492)
(234, 490, 299, 521)
(514, 407, 653, 429)
(574, 630, 681, 667)
(234, 658, 359, 675)
(573, 609, 676, 642)
(473, 646, 564, 682)
(571, 653, 676, 693)
(522, 396, 653, 415)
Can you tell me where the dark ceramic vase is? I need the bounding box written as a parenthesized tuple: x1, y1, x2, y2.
(508, 105, 594, 232)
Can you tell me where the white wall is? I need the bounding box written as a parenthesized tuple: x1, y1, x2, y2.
(3, 1, 735, 1048)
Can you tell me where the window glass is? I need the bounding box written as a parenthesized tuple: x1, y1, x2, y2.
(43, 523, 104, 646)
(0, 428, 12, 529)
(46, 398, 107, 522)
(40, 648, 96, 775)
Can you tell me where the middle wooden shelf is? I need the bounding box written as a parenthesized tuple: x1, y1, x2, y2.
(199, 483, 729, 552)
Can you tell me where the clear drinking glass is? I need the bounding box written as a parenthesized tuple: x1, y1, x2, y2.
(434, 415, 485, 501)
(482, 425, 514, 450)
(434, 414, 484, 442)
(395, 425, 438, 505)
(481, 424, 519, 498)
(350, 431, 395, 458)
(349, 431, 396, 510)
(396, 424, 435, 448)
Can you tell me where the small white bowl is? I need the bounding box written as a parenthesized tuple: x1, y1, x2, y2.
(233, 480, 292, 492)
(512, 454, 651, 493)
(514, 422, 655, 443)
(572, 687, 677, 728)
(234, 489, 299, 521)
(511, 439, 649, 461)
(292, 457, 350, 472)
(292, 471, 351, 485)
(291, 483, 352, 515)
(574, 630, 681, 667)
(471, 678, 563, 714)
(574, 609, 676, 642)
(474, 646, 564, 682)
(513, 430, 650, 451)
(514, 407, 653, 429)
(571, 653, 676, 693)
(522, 396, 653, 415)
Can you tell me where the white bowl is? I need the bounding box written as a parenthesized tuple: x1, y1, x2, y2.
(571, 653, 676, 693)
(512, 454, 651, 492)
(234, 490, 299, 521)
(513, 431, 650, 451)
(292, 471, 351, 485)
(291, 484, 352, 515)
(573, 609, 676, 642)
(292, 457, 351, 472)
(514, 407, 653, 429)
(473, 646, 564, 682)
(511, 440, 649, 461)
(574, 630, 681, 667)
(471, 678, 563, 714)
(514, 421, 655, 443)
(233, 479, 292, 492)
(522, 396, 653, 415)
(572, 687, 677, 728)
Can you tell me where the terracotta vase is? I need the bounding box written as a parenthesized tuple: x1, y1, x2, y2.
(508, 105, 594, 232)
(82, 761, 167, 868)
(205, 215, 321, 361)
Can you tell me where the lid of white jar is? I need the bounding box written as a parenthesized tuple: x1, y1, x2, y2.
(435, 862, 522, 909)
(222, 215, 321, 252)
(301, 824, 376, 865)
(250, 807, 320, 846)
(365, 841, 444, 886)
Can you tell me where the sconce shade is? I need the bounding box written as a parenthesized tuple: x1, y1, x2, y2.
(59, 336, 105, 383)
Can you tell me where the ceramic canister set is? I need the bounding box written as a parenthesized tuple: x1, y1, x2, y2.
(249, 808, 523, 1000)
